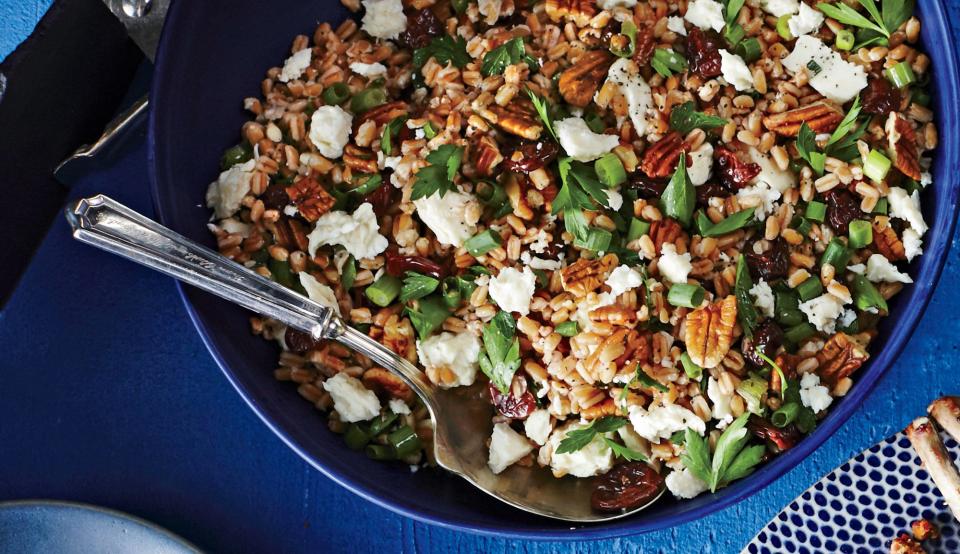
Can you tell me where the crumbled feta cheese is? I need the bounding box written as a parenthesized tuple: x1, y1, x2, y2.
(299, 273, 341, 315)
(205, 159, 256, 219)
(707, 376, 734, 429)
(684, 0, 726, 32)
(413, 190, 479, 247)
(737, 180, 782, 221)
(220, 218, 251, 237)
(847, 263, 865, 274)
(887, 187, 928, 235)
(521, 252, 562, 271)
(799, 293, 847, 334)
(666, 467, 709, 499)
(920, 171, 933, 188)
(839, 308, 857, 329)
(349, 61, 387, 77)
(309, 105, 353, 159)
(322, 373, 381, 422)
(761, 0, 799, 16)
(307, 202, 388, 260)
(628, 402, 706, 442)
(606, 190, 624, 211)
(688, 142, 714, 186)
(542, 422, 614, 477)
(720, 50, 754, 91)
(598, 0, 636, 9)
(865, 253, 913, 283)
(782, 36, 867, 103)
(283, 204, 298, 217)
(361, 0, 406, 40)
(488, 423, 534, 474)
(750, 147, 798, 194)
(799, 372, 833, 414)
(555, 117, 620, 162)
(666, 16, 687, 36)
(417, 331, 482, 388)
(902, 228, 923, 262)
(488, 267, 537, 315)
(606, 265, 644, 298)
(388, 398, 411, 415)
(524, 409, 553, 446)
(658, 244, 693, 284)
(604, 58, 654, 137)
(279, 48, 312, 83)
(788, 2, 824, 37)
(477, 0, 502, 25)
(749, 279, 776, 318)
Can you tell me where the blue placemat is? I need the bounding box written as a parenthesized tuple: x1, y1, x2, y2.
(1, 2, 960, 553)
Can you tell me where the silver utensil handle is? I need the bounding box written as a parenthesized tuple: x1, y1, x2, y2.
(65, 195, 437, 405)
(65, 195, 335, 338)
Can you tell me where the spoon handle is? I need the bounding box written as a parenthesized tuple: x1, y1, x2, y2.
(65, 195, 437, 405)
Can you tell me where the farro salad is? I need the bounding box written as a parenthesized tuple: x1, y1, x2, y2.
(204, 0, 937, 512)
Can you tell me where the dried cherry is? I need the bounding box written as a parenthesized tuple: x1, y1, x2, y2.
(261, 183, 291, 211)
(364, 175, 397, 218)
(488, 381, 536, 420)
(398, 9, 443, 49)
(687, 28, 723, 78)
(502, 140, 560, 173)
(626, 172, 667, 199)
(742, 320, 785, 367)
(745, 238, 789, 281)
(385, 249, 446, 279)
(825, 188, 865, 235)
(591, 462, 664, 513)
(695, 181, 730, 207)
(748, 417, 802, 452)
(285, 327, 322, 353)
(861, 78, 901, 116)
(715, 147, 761, 191)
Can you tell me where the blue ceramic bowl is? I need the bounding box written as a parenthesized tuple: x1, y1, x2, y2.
(149, 0, 960, 539)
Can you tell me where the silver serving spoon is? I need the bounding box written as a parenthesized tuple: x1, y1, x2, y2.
(65, 195, 665, 522)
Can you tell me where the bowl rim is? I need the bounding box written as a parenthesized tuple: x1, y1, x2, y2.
(148, 0, 960, 540)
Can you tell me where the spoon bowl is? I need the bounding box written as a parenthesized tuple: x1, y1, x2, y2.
(65, 194, 663, 522)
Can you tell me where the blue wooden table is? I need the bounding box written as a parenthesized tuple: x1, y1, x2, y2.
(1, 3, 959, 552)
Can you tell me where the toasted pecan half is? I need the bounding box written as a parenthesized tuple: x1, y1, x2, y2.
(558, 49, 614, 108)
(762, 101, 844, 137)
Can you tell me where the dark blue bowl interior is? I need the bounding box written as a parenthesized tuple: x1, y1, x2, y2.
(149, 0, 960, 539)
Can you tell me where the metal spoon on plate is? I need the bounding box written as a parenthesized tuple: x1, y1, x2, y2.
(65, 194, 665, 522)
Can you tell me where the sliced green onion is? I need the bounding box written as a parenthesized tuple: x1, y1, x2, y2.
(220, 143, 253, 170)
(344, 423, 372, 450)
(367, 412, 399, 436)
(441, 277, 463, 309)
(575, 228, 613, 252)
(341, 254, 357, 290)
(796, 276, 823, 302)
(352, 174, 383, 196)
(772, 402, 800, 428)
(724, 23, 745, 46)
(912, 89, 931, 107)
(667, 283, 706, 308)
(776, 14, 793, 40)
(464, 229, 503, 256)
(680, 352, 702, 380)
(555, 321, 579, 337)
(422, 121, 438, 139)
(863, 149, 892, 183)
(885, 61, 916, 89)
(791, 215, 812, 237)
(626, 218, 650, 242)
(848, 220, 873, 249)
(595, 153, 627, 188)
(583, 112, 606, 133)
(805, 201, 827, 222)
(365, 444, 395, 460)
(820, 238, 851, 271)
(852, 274, 889, 312)
(322, 82, 351, 105)
(873, 197, 888, 215)
(784, 322, 816, 344)
(351, 87, 387, 113)
(610, 20, 637, 58)
(835, 29, 855, 51)
(775, 290, 805, 327)
(388, 425, 422, 459)
(735, 37, 762, 63)
(269, 258, 295, 289)
(736, 376, 768, 415)
(365, 274, 402, 307)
